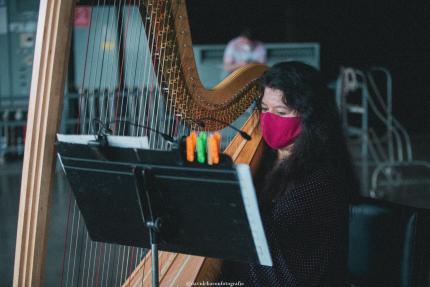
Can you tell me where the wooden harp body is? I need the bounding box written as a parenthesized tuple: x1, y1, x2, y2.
(13, 0, 266, 286)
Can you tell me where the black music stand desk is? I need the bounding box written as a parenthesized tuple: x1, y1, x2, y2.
(56, 137, 272, 286)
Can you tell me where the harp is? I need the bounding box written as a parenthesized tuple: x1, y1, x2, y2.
(13, 0, 266, 286)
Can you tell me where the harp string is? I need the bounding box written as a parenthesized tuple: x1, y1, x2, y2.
(64, 198, 77, 285)
(118, 0, 135, 284)
(127, 0, 142, 139)
(59, 182, 74, 286)
(86, 0, 107, 135)
(152, 0, 170, 149)
(153, 0, 171, 147)
(118, 0, 133, 135)
(105, 244, 113, 286)
(119, 245, 126, 284)
(95, 0, 114, 138)
(132, 0, 148, 281)
(99, 244, 107, 285)
(124, 246, 132, 285)
(118, 1, 128, 136)
(82, 0, 104, 134)
(143, 1, 158, 147)
(167, 1, 180, 138)
(160, 0, 189, 143)
(132, 0, 147, 139)
(149, 0, 163, 147)
(137, 1, 153, 139)
(71, 212, 82, 286)
(114, 246, 122, 285)
(92, 244, 98, 287)
(76, 0, 94, 135)
(119, 0, 132, 280)
(113, 0, 127, 135)
(94, 244, 103, 285)
(166, 14, 177, 140)
(150, 0, 162, 146)
(134, 1, 147, 139)
(145, 0, 158, 146)
(103, 0, 120, 132)
(83, 1, 106, 284)
(86, 240, 93, 286)
(128, 2, 143, 137)
(156, 1, 169, 272)
(161, 0, 178, 149)
(155, 0, 167, 149)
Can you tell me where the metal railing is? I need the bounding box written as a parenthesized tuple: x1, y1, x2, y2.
(335, 66, 430, 197)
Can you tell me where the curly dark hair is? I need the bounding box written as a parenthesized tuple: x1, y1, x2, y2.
(256, 61, 358, 200)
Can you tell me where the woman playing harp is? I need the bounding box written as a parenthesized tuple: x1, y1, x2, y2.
(221, 62, 356, 286)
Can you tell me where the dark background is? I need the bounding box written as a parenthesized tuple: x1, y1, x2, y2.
(187, 0, 430, 134)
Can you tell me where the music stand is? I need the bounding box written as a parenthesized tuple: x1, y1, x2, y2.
(56, 139, 272, 287)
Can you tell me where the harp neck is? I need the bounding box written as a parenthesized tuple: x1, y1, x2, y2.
(13, 0, 75, 286)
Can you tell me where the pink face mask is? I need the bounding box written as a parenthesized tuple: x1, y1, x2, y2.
(260, 112, 302, 149)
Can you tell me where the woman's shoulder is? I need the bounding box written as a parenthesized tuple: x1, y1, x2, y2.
(288, 163, 337, 193)
(277, 163, 347, 209)
(271, 164, 348, 225)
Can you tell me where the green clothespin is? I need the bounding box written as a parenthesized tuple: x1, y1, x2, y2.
(196, 132, 207, 163)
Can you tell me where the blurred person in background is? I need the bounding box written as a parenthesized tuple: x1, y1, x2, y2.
(223, 28, 267, 74)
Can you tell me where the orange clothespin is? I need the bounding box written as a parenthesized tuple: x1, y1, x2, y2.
(213, 132, 221, 148)
(207, 134, 213, 165)
(207, 132, 221, 165)
(213, 132, 221, 164)
(186, 131, 197, 162)
(190, 131, 197, 145)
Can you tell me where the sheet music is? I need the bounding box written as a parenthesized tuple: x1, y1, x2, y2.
(56, 134, 149, 149)
(235, 164, 273, 266)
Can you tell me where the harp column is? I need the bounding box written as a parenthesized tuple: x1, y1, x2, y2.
(13, 0, 74, 286)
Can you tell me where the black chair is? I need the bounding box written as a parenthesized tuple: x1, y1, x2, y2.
(347, 197, 430, 287)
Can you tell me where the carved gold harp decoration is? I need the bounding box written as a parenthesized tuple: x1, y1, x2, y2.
(13, 0, 266, 286)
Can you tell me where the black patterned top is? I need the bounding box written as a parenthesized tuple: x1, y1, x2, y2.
(221, 165, 349, 287)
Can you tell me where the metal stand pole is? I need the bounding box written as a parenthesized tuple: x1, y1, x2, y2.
(135, 167, 162, 287)
(147, 219, 162, 287)
(151, 240, 159, 287)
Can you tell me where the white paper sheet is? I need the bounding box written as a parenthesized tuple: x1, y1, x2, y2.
(56, 134, 149, 149)
(235, 164, 273, 266)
